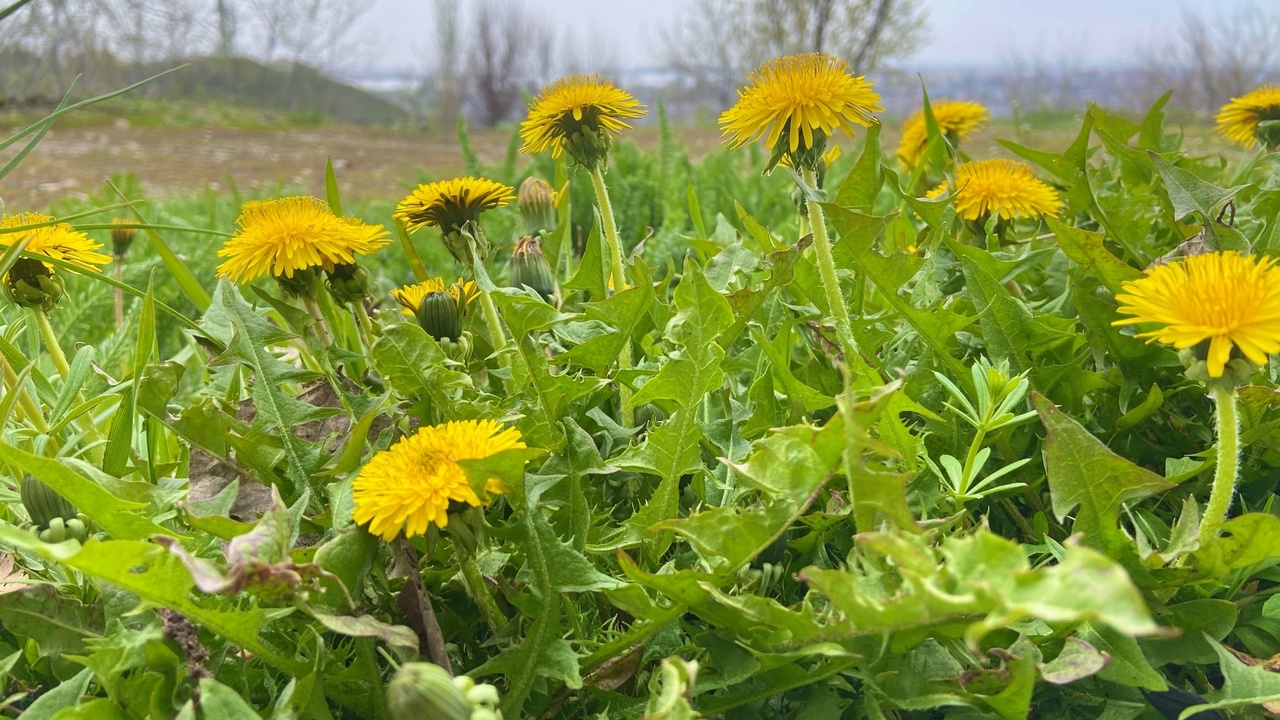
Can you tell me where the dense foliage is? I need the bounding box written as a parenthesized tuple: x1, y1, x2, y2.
(3, 25, 1280, 720)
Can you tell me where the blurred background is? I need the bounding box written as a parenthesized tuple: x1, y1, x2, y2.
(1, 0, 1274, 208)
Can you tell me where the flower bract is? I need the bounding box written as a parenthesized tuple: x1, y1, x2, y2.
(352, 420, 526, 540)
(1113, 251, 1280, 378)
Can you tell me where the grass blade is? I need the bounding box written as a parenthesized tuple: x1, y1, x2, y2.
(103, 275, 156, 477)
(0, 65, 189, 156)
(0, 79, 76, 182)
(325, 156, 342, 216)
(396, 220, 430, 283)
(108, 180, 213, 312)
(0, 0, 36, 22)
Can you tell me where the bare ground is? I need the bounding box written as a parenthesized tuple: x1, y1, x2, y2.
(0, 119, 1229, 210)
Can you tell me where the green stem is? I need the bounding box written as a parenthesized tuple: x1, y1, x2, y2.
(353, 302, 376, 351)
(1201, 386, 1241, 545)
(801, 168, 858, 360)
(355, 638, 388, 720)
(1, 352, 50, 435)
(32, 307, 71, 379)
(302, 295, 333, 347)
(33, 307, 102, 450)
(455, 544, 507, 632)
(588, 164, 635, 429)
(478, 287, 508, 355)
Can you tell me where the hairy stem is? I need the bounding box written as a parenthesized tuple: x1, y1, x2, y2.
(33, 307, 101, 450)
(455, 543, 507, 632)
(1201, 386, 1241, 545)
(801, 168, 859, 360)
(588, 163, 635, 429)
(302, 295, 333, 347)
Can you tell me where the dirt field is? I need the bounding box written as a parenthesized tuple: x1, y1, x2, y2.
(0, 118, 1229, 211)
(0, 123, 727, 209)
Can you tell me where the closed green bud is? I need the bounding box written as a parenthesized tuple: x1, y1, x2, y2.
(110, 218, 137, 257)
(416, 290, 462, 341)
(442, 226, 490, 269)
(325, 262, 373, 305)
(509, 236, 555, 300)
(518, 177, 557, 235)
(274, 266, 319, 299)
(635, 403, 667, 427)
(386, 663, 472, 720)
(20, 474, 77, 528)
(4, 258, 64, 311)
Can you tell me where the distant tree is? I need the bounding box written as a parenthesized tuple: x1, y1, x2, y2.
(239, 0, 375, 70)
(1139, 3, 1280, 114)
(658, 0, 927, 107)
(465, 0, 553, 126)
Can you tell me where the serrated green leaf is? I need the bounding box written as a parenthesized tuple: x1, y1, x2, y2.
(1033, 393, 1173, 556)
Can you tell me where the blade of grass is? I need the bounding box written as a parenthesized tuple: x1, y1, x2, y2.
(27, 252, 218, 350)
(396, 220, 430, 282)
(325, 156, 342, 216)
(103, 275, 156, 477)
(0, 237, 32, 280)
(0, 0, 36, 22)
(107, 180, 212, 312)
(74, 223, 232, 237)
(0, 201, 144, 235)
(0, 66, 189, 155)
(0, 79, 77, 182)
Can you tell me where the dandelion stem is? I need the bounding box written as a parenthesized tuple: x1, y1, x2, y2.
(32, 307, 72, 380)
(1201, 386, 1241, 545)
(113, 264, 125, 332)
(801, 168, 859, 360)
(455, 543, 507, 631)
(0, 352, 50, 435)
(353, 301, 376, 351)
(588, 164, 635, 429)
(31, 307, 102, 450)
(302, 296, 333, 347)
(478, 288, 508, 355)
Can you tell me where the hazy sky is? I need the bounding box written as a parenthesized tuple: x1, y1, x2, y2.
(355, 0, 1261, 70)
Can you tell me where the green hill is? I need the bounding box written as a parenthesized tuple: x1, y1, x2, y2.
(0, 53, 406, 126)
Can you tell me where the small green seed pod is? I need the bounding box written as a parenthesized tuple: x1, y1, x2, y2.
(416, 290, 462, 342)
(386, 663, 472, 720)
(509, 236, 555, 300)
(20, 475, 77, 528)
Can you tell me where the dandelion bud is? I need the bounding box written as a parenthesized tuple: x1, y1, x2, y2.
(325, 262, 373, 305)
(20, 474, 78, 528)
(274, 266, 320, 299)
(509, 236, 554, 300)
(4, 258, 65, 311)
(386, 663, 472, 720)
(416, 290, 462, 341)
(518, 177, 557, 235)
(110, 218, 137, 257)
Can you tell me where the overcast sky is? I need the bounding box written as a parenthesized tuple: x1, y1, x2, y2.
(354, 0, 1263, 70)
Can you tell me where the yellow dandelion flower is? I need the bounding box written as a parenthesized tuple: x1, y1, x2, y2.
(216, 196, 389, 283)
(392, 277, 479, 316)
(393, 177, 515, 236)
(719, 53, 882, 167)
(897, 100, 990, 170)
(352, 419, 526, 541)
(937, 159, 1060, 221)
(1113, 252, 1280, 378)
(0, 213, 111, 271)
(520, 74, 646, 164)
(1215, 85, 1280, 149)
